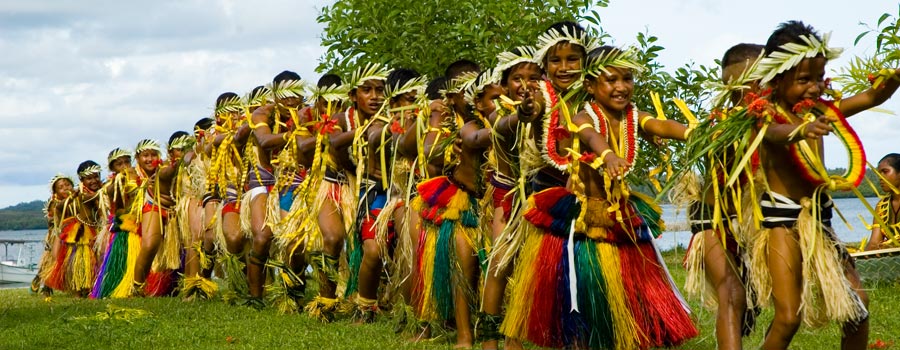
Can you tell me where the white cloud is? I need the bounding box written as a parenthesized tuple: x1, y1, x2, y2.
(0, 0, 899, 209)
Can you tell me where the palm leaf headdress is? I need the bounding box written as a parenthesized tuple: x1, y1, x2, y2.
(167, 134, 195, 151)
(442, 71, 479, 96)
(582, 46, 646, 78)
(214, 95, 243, 117)
(48, 173, 74, 196)
(78, 165, 102, 178)
(345, 63, 390, 91)
(386, 74, 428, 101)
(107, 148, 132, 169)
(534, 26, 601, 68)
(134, 139, 161, 156)
(242, 86, 272, 108)
(465, 68, 500, 106)
(705, 52, 765, 109)
(496, 46, 538, 74)
(749, 32, 843, 85)
(309, 83, 350, 103)
(268, 79, 310, 101)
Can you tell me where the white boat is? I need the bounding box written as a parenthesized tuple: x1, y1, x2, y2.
(0, 260, 38, 284)
(0, 239, 41, 284)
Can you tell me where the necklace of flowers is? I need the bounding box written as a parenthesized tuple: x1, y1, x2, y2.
(540, 79, 569, 171)
(770, 98, 865, 189)
(584, 101, 638, 175)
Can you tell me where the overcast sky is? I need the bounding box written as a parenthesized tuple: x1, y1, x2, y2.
(1, 0, 897, 208)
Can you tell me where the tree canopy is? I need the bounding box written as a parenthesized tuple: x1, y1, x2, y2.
(316, 0, 608, 77)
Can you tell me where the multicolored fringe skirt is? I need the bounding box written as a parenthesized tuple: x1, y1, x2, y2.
(44, 217, 98, 294)
(502, 187, 697, 349)
(91, 211, 139, 299)
(410, 176, 482, 322)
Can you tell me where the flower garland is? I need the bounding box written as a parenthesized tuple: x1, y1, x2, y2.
(771, 98, 866, 190)
(583, 101, 639, 175)
(539, 79, 568, 171)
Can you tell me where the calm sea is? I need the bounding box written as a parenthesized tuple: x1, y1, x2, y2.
(0, 196, 881, 262)
(655, 196, 881, 251)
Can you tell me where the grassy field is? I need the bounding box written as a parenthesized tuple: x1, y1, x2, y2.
(1, 250, 898, 350)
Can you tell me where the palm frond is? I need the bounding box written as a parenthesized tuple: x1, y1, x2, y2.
(345, 63, 390, 90)
(268, 79, 310, 100)
(496, 46, 537, 74)
(387, 75, 428, 100)
(750, 33, 843, 85)
(583, 46, 645, 77)
(706, 52, 764, 109)
(242, 86, 272, 107)
(215, 96, 243, 116)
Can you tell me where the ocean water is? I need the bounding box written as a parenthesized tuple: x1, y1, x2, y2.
(0, 229, 46, 266)
(654, 196, 881, 251)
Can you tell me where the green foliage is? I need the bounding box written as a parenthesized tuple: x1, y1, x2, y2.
(316, 0, 608, 78)
(628, 31, 719, 191)
(835, 6, 900, 94)
(0, 200, 48, 230)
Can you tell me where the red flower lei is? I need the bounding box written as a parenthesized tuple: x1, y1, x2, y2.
(540, 80, 568, 171)
(585, 101, 638, 173)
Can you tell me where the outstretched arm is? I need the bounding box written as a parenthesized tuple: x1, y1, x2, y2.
(763, 115, 833, 144)
(840, 68, 900, 118)
(639, 114, 689, 141)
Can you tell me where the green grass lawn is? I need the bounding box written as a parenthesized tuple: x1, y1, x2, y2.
(1, 249, 898, 349)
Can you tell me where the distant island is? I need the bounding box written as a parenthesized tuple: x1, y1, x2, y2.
(0, 200, 48, 230)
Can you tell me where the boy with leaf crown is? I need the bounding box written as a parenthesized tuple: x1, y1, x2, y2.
(244, 71, 305, 308)
(301, 73, 352, 321)
(348, 67, 425, 323)
(477, 45, 542, 350)
(46, 161, 105, 297)
(746, 21, 900, 350)
(327, 63, 389, 321)
(90, 147, 139, 299)
(411, 68, 485, 349)
(678, 43, 766, 350)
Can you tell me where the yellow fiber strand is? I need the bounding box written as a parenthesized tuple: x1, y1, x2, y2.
(417, 224, 438, 321)
(110, 232, 141, 298)
(596, 242, 640, 350)
(499, 223, 542, 340)
(683, 233, 715, 309)
(797, 194, 866, 327)
(152, 217, 182, 271)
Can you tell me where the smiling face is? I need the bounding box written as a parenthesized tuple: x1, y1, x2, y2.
(350, 79, 386, 118)
(110, 156, 132, 174)
(474, 84, 503, 116)
(771, 56, 826, 109)
(79, 173, 102, 192)
(585, 66, 634, 114)
(544, 42, 584, 91)
(504, 62, 542, 102)
(878, 159, 900, 193)
(137, 149, 161, 174)
(53, 178, 74, 199)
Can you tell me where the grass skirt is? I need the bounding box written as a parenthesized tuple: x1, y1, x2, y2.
(410, 176, 482, 322)
(501, 187, 697, 349)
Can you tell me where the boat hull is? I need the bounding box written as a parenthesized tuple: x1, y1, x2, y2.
(0, 262, 37, 284)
